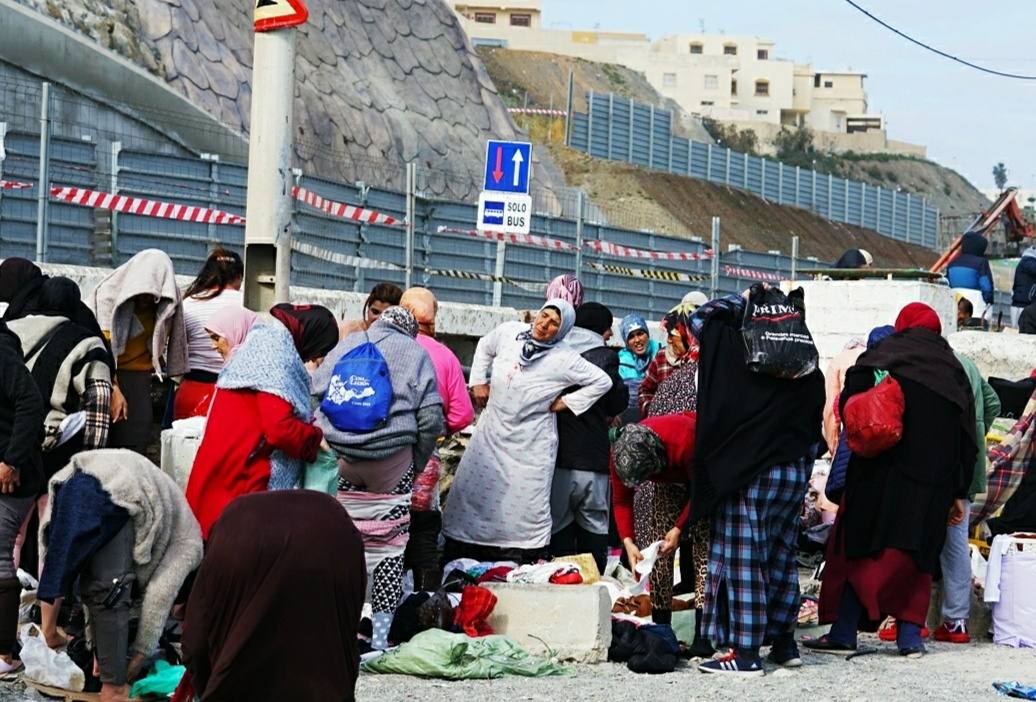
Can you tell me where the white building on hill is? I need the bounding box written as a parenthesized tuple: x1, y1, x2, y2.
(451, 1, 924, 157)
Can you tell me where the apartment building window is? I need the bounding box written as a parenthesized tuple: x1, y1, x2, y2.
(824, 80, 834, 88)
(814, 73, 821, 87)
(704, 74, 718, 90)
(689, 42, 703, 54)
(701, 101, 715, 106)
(474, 12, 496, 23)
(723, 43, 738, 56)
(754, 79, 769, 96)
(731, 79, 737, 96)
(663, 72, 677, 87)
(510, 13, 531, 26)
(756, 110, 768, 116)
(757, 49, 769, 60)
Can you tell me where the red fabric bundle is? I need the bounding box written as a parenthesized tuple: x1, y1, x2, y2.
(453, 585, 498, 637)
(844, 375, 905, 458)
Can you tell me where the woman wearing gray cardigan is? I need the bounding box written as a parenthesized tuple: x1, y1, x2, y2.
(312, 306, 443, 652)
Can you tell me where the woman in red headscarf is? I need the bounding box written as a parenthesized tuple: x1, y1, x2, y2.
(806, 302, 976, 659)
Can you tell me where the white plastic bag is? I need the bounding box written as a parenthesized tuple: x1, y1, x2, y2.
(19, 623, 85, 691)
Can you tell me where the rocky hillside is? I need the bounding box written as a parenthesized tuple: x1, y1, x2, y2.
(476, 47, 713, 143)
(13, 0, 566, 201)
(553, 146, 937, 269)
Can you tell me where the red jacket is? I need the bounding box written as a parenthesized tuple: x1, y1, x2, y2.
(611, 412, 696, 542)
(186, 388, 322, 539)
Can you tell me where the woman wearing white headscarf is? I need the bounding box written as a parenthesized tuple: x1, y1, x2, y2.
(442, 300, 612, 563)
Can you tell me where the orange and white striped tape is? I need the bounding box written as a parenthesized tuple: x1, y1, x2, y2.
(292, 186, 401, 227)
(589, 239, 713, 262)
(0, 179, 33, 190)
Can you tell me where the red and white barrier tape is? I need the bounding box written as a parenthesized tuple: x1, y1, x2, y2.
(49, 186, 245, 225)
(0, 179, 33, 190)
(436, 226, 579, 252)
(292, 186, 401, 227)
(507, 108, 568, 117)
(291, 240, 402, 271)
(589, 239, 713, 262)
(723, 265, 783, 282)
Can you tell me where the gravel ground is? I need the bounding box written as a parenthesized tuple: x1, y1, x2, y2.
(0, 636, 1031, 701)
(356, 635, 1036, 702)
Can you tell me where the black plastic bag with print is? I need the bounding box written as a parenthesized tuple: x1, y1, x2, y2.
(741, 283, 818, 379)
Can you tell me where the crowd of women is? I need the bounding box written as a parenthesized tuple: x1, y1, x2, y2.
(0, 245, 1018, 700)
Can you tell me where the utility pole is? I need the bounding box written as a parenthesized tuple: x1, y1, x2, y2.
(243, 0, 308, 310)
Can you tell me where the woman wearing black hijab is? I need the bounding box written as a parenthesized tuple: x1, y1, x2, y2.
(179, 491, 366, 702)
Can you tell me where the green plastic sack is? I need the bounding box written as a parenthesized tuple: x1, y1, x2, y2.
(130, 660, 185, 699)
(303, 449, 339, 495)
(362, 629, 569, 680)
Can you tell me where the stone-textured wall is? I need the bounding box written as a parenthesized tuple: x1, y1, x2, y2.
(12, 0, 567, 201)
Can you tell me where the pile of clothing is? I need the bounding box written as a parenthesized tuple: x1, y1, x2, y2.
(608, 620, 681, 674)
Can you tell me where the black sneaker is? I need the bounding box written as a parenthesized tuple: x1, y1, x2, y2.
(698, 650, 765, 677)
(768, 639, 803, 668)
(801, 635, 856, 656)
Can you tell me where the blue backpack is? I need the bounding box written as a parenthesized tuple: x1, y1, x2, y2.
(320, 336, 392, 432)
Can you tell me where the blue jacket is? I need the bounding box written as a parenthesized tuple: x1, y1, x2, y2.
(947, 233, 994, 304)
(1012, 247, 1036, 307)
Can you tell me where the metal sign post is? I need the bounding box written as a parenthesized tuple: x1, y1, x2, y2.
(243, 0, 307, 310)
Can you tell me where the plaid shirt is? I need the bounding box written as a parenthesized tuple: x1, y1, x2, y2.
(83, 378, 112, 450)
(971, 391, 1036, 526)
(638, 350, 676, 418)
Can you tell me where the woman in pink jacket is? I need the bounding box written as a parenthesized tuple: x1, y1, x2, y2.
(400, 287, 474, 590)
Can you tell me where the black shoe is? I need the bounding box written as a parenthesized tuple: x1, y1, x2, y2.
(801, 635, 857, 656)
(768, 639, 803, 668)
(686, 637, 716, 659)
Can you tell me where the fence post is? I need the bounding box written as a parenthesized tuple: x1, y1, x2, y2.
(891, 189, 897, 239)
(844, 179, 850, 222)
(710, 216, 720, 298)
(795, 166, 801, 207)
(35, 81, 51, 263)
(564, 69, 574, 147)
(492, 240, 506, 307)
(109, 141, 122, 266)
(606, 92, 614, 159)
(574, 190, 585, 278)
(0, 122, 7, 225)
(860, 183, 866, 227)
(811, 168, 817, 211)
(586, 90, 595, 156)
(827, 173, 833, 220)
(405, 162, 416, 288)
(876, 185, 883, 235)
(627, 98, 634, 162)
(648, 105, 655, 169)
(706, 143, 713, 182)
(206, 153, 220, 248)
(760, 157, 766, 197)
(905, 195, 912, 242)
(743, 152, 749, 189)
(791, 235, 799, 282)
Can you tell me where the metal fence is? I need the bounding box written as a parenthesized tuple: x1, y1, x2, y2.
(569, 92, 940, 249)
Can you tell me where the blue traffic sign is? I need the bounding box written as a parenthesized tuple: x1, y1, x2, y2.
(483, 140, 532, 194)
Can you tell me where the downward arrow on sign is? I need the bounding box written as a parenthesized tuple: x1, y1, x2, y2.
(511, 150, 524, 187)
(492, 146, 504, 183)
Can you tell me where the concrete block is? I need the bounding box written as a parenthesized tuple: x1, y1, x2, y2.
(949, 330, 1036, 381)
(482, 582, 612, 663)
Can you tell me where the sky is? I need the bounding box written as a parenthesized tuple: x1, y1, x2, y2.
(544, 0, 1036, 191)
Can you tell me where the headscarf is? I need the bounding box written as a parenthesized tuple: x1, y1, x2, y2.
(620, 313, 648, 345)
(36, 277, 82, 319)
(546, 274, 584, 309)
(574, 302, 613, 335)
(662, 302, 699, 366)
(182, 491, 366, 702)
(867, 324, 896, 349)
(515, 299, 575, 367)
(399, 287, 437, 337)
(613, 423, 667, 487)
(375, 305, 418, 339)
(269, 303, 339, 362)
(0, 258, 47, 320)
(206, 307, 260, 359)
(895, 302, 942, 335)
(681, 290, 709, 307)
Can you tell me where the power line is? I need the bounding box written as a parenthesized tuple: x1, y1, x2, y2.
(842, 0, 1036, 80)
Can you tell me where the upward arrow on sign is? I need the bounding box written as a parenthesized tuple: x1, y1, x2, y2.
(511, 150, 524, 187)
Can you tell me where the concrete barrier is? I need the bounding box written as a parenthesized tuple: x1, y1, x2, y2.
(949, 330, 1036, 381)
(482, 582, 612, 663)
